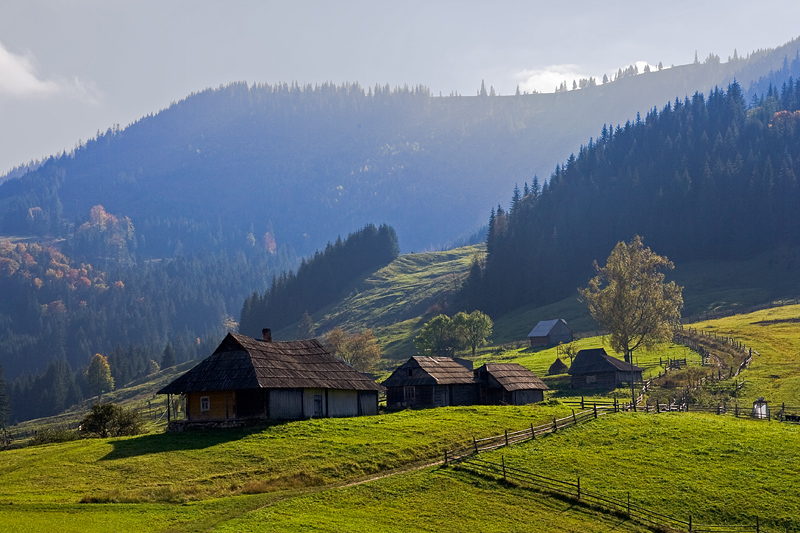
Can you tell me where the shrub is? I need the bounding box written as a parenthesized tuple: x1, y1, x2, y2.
(29, 427, 80, 446)
(80, 402, 144, 438)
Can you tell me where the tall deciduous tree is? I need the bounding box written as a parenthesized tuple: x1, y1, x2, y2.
(414, 314, 460, 357)
(580, 235, 683, 364)
(324, 327, 381, 372)
(86, 353, 115, 397)
(453, 310, 493, 356)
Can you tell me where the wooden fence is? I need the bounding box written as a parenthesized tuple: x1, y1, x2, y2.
(455, 456, 761, 533)
(443, 407, 762, 532)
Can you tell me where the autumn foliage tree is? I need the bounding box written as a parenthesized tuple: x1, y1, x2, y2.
(325, 328, 381, 372)
(86, 353, 115, 397)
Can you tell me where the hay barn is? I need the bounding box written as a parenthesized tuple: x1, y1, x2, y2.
(382, 356, 478, 408)
(158, 329, 382, 427)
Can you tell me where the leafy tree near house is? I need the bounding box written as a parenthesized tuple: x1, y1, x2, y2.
(414, 314, 461, 357)
(580, 235, 683, 407)
(325, 327, 381, 372)
(86, 353, 115, 397)
(80, 402, 143, 438)
(453, 310, 493, 356)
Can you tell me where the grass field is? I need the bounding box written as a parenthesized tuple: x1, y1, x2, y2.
(692, 303, 800, 405)
(478, 411, 800, 532)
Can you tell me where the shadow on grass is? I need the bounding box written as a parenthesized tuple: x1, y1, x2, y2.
(100, 423, 286, 461)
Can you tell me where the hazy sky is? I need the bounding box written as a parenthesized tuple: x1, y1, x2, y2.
(1, 0, 799, 174)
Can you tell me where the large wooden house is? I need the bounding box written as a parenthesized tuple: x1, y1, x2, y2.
(383, 357, 548, 408)
(527, 319, 573, 347)
(158, 329, 383, 428)
(567, 348, 643, 388)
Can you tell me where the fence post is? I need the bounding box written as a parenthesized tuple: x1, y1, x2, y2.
(531, 422, 535, 440)
(689, 515, 692, 532)
(505, 429, 509, 446)
(444, 450, 448, 465)
(474, 436, 478, 454)
(581, 395, 584, 409)
(553, 417, 558, 432)
(627, 491, 630, 517)
(577, 476, 581, 500)
(756, 515, 759, 533)
(593, 403, 598, 418)
(572, 409, 577, 425)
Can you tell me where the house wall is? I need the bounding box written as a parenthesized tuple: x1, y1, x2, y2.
(236, 389, 268, 419)
(186, 390, 235, 421)
(571, 372, 618, 389)
(529, 336, 549, 347)
(513, 389, 544, 405)
(451, 384, 478, 406)
(327, 389, 360, 417)
(358, 391, 379, 415)
(269, 388, 304, 419)
(302, 388, 327, 418)
(549, 321, 574, 345)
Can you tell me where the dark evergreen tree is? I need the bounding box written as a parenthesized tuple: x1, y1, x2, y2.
(161, 342, 177, 369)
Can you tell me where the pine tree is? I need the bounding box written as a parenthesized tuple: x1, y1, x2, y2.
(161, 342, 177, 369)
(297, 311, 315, 339)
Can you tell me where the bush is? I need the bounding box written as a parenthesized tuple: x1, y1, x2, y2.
(80, 402, 144, 438)
(29, 427, 80, 446)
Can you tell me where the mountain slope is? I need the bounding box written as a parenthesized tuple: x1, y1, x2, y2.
(2, 39, 799, 255)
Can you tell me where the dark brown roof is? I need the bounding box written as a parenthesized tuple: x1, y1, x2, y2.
(159, 333, 383, 394)
(568, 348, 643, 375)
(478, 363, 548, 391)
(382, 356, 476, 387)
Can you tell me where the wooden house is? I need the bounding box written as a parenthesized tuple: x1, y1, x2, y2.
(474, 363, 548, 405)
(158, 329, 383, 427)
(567, 348, 643, 388)
(527, 319, 573, 347)
(382, 356, 478, 408)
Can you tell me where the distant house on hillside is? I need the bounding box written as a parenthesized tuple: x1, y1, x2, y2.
(383, 356, 478, 408)
(158, 328, 383, 429)
(383, 357, 548, 408)
(475, 363, 549, 405)
(567, 348, 642, 388)
(527, 319, 573, 347)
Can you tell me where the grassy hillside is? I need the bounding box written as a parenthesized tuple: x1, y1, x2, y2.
(692, 303, 800, 405)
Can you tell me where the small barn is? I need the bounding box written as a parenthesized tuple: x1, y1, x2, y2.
(158, 329, 383, 427)
(567, 348, 643, 388)
(527, 319, 573, 347)
(383, 356, 478, 408)
(474, 363, 549, 405)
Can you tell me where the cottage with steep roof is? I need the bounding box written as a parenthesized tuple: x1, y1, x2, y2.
(527, 319, 573, 347)
(382, 356, 478, 408)
(474, 363, 549, 405)
(158, 328, 383, 428)
(567, 348, 642, 388)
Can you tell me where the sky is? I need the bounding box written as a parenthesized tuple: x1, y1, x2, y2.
(1, 0, 799, 175)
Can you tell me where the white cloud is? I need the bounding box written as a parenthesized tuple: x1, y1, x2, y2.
(0, 41, 99, 102)
(514, 64, 589, 94)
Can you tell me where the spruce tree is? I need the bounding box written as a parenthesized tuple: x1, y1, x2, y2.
(161, 342, 177, 369)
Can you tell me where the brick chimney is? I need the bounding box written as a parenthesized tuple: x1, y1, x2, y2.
(262, 328, 272, 342)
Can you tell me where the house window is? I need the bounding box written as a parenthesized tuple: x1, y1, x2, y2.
(407, 368, 413, 377)
(200, 396, 210, 412)
(586, 375, 596, 384)
(404, 386, 415, 402)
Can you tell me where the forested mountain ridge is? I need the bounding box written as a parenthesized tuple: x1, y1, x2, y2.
(2, 38, 799, 256)
(464, 79, 800, 317)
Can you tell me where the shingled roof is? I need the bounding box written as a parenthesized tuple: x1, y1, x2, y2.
(382, 356, 476, 387)
(478, 363, 549, 391)
(567, 348, 643, 375)
(159, 333, 383, 394)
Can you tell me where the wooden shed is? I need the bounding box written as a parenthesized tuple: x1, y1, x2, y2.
(158, 329, 383, 427)
(527, 319, 574, 347)
(382, 356, 478, 408)
(567, 348, 643, 389)
(548, 357, 569, 375)
(474, 363, 548, 405)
